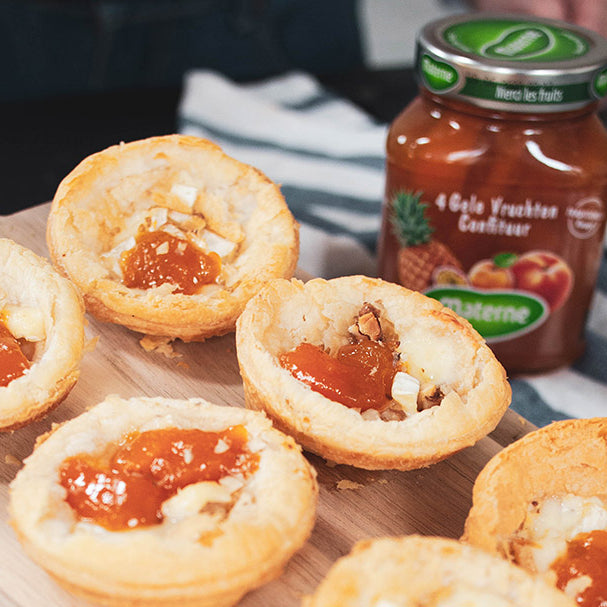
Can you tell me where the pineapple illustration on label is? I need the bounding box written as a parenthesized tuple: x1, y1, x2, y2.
(390, 190, 463, 291)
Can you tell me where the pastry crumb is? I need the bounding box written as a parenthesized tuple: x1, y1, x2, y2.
(4, 454, 21, 466)
(336, 479, 364, 491)
(84, 335, 99, 353)
(139, 335, 182, 358)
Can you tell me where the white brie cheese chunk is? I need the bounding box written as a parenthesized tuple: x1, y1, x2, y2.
(161, 481, 232, 523)
(147, 206, 169, 230)
(391, 371, 420, 416)
(524, 494, 607, 573)
(199, 230, 237, 258)
(102, 236, 136, 259)
(101, 235, 137, 276)
(1, 304, 45, 342)
(170, 183, 198, 208)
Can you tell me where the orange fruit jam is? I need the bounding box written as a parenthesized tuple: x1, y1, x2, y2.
(120, 230, 221, 294)
(59, 425, 259, 531)
(279, 340, 397, 411)
(552, 529, 607, 607)
(0, 320, 30, 387)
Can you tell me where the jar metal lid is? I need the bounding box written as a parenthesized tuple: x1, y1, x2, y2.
(417, 13, 607, 112)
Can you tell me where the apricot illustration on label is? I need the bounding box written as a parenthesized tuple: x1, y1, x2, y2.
(469, 253, 516, 290)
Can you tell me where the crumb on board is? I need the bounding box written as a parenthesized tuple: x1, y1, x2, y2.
(139, 335, 182, 359)
(84, 335, 99, 353)
(336, 479, 365, 491)
(4, 454, 21, 466)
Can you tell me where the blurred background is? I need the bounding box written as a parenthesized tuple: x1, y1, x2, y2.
(0, 0, 466, 213)
(1, 0, 605, 214)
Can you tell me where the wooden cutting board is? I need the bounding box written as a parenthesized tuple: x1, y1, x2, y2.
(0, 203, 536, 607)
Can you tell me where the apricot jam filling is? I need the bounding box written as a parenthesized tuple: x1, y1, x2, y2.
(0, 320, 31, 387)
(551, 529, 607, 607)
(59, 425, 259, 531)
(279, 340, 397, 412)
(278, 304, 404, 412)
(120, 230, 221, 294)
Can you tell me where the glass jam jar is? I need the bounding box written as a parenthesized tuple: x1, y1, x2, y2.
(378, 13, 607, 375)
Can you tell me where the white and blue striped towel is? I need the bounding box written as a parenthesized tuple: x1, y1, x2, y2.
(178, 69, 607, 428)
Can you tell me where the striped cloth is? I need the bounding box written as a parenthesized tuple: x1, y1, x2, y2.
(178, 69, 607, 428)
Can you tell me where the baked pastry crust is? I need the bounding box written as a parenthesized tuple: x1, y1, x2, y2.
(0, 238, 85, 430)
(235, 275, 511, 470)
(303, 535, 576, 606)
(463, 417, 607, 560)
(9, 395, 318, 607)
(46, 134, 299, 341)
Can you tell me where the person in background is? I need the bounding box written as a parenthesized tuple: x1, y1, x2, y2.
(470, 0, 607, 38)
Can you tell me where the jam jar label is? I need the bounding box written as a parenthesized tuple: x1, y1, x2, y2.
(385, 188, 592, 343)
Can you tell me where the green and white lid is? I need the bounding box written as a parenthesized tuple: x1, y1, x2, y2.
(417, 13, 607, 112)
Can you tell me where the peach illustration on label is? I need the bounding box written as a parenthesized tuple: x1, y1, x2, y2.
(511, 250, 573, 311)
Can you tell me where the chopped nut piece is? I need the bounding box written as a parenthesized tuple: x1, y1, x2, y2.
(349, 302, 383, 342)
(168, 210, 206, 232)
(418, 384, 444, 410)
(357, 311, 381, 341)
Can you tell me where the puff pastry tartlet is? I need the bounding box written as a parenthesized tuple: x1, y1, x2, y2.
(303, 535, 575, 607)
(0, 238, 85, 430)
(463, 417, 607, 605)
(9, 395, 318, 607)
(235, 275, 511, 470)
(46, 135, 299, 341)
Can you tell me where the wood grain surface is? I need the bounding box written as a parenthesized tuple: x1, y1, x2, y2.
(0, 203, 536, 607)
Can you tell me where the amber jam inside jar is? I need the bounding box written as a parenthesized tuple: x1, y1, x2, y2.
(378, 14, 607, 374)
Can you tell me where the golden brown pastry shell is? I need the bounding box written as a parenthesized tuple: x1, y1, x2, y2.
(46, 135, 299, 341)
(9, 395, 318, 607)
(235, 275, 511, 470)
(462, 417, 607, 559)
(0, 238, 85, 430)
(303, 535, 575, 606)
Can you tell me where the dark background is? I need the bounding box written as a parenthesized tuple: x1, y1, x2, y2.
(0, 0, 419, 215)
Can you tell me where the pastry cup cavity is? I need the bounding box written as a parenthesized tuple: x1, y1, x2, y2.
(0, 238, 85, 430)
(303, 535, 575, 607)
(463, 417, 607, 560)
(235, 275, 511, 470)
(46, 135, 299, 341)
(9, 395, 318, 607)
